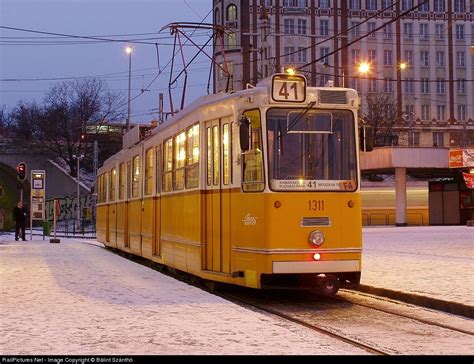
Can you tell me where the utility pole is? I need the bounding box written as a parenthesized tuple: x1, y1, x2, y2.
(259, 5, 271, 80)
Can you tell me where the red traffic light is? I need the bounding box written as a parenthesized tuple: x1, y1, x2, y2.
(16, 162, 26, 182)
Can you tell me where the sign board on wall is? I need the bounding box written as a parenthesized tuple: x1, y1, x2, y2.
(449, 149, 474, 168)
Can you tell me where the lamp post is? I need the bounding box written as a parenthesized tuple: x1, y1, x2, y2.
(125, 46, 133, 131)
(73, 153, 84, 231)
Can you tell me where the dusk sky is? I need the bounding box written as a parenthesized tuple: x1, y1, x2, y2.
(0, 0, 213, 123)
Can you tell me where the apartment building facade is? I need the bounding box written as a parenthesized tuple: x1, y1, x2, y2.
(213, 0, 474, 147)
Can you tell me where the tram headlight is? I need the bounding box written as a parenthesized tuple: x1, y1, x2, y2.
(309, 230, 325, 246)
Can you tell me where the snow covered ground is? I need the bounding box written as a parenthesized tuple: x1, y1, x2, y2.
(361, 226, 473, 306)
(0, 225, 472, 355)
(0, 235, 365, 355)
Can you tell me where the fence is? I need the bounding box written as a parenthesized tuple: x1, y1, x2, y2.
(45, 194, 96, 238)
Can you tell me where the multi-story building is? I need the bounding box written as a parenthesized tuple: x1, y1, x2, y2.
(213, 0, 474, 147)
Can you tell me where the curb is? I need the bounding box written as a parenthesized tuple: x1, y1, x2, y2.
(351, 284, 473, 319)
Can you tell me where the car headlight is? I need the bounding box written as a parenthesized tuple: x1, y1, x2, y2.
(309, 230, 325, 246)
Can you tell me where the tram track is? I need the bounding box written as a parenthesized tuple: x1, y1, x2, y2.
(217, 288, 474, 355)
(219, 290, 390, 355)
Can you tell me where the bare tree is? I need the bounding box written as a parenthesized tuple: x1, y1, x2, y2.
(361, 93, 403, 147)
(39, 78, 125, 176)
(7, 101, 44, 143)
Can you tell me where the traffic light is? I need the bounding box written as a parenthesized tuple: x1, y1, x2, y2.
(16, 162, 26, 182)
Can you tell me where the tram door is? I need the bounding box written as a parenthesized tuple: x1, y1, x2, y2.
(107, 167, 117, 247)
(204, 119, 232, 274)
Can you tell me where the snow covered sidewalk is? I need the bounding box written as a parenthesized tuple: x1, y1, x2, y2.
(361, 226, 474, 307)
(0, 236, 364, 355)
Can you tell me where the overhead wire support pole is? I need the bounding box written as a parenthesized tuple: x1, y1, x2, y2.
(160, 22, 233, 113)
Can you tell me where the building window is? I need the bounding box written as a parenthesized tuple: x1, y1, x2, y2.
(319, 47, 329, 63)
(226, 4, 237, 21)
(454, 0, 466, 12)
(384, 23, 392, 38)
(215, 8, 220, 24)
(455, 24, 464, 40)
(297, 47, 307, 63)
(457, 79, 466, 94)
(420, 23, 429, 39)
(402, 0, 413, 11)
(434, 0, 444, 12)
(320, 20, 329, 36)
(284, 18, 295, 34)
(408, 132, 420, 146)
(404, 78, 414, 94)
(367, 0, 377, 10)
(418, 0, 429, 12)
(457, 51, 466, 67)
(368, 49, 377, 64)
(458, 105, 466, 121)
(420, 78, 429, 93)
(352, 49, 360, 65)
(420, 51, 429, 67)
(433, 132, 444, 147)
(421, 105, 430, 120)
(320, 0, 330, 8)
(436, 79, 445, 94)
(351, 22, 360, 37)
(226, 32, 237, 48)
(283, 0, 307, 6)
(368, 78, 377, 92)
(383, 50, 393, 65)
(382, 0, 392, 9)
(404, 23, 413, 38)
(350, 0, 360, 10)
(297, 19, 307, 35)
(384, 78, 393, 93)
(284, 47, 295, 63)
(437, 105, 446, 121)
(405, 50, 413, 65)
(368, 22, 376, 38)
(435, 51, 445, 67)
(435, 24, 444, 39)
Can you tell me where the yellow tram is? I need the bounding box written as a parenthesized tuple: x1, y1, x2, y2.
(96, 73, 367, 295)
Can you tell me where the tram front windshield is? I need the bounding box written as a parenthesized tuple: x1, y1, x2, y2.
(267, 108, 357, 192)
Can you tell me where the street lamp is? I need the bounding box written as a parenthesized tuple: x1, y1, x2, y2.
(357, 61, 371, 75)
(125, 46, 133, 131)
(73, 153, 84, 231)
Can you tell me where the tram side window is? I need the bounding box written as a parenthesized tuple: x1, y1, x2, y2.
(223, 123, 231, 185)
(145, 147, 154, 195)
(104, 172, 110, 203)
(174, 131, 186, 190)
(155, 147, 161, 193)
(242, 109, 264, 192)
(97, 174, 102, 203)
(186, 123, 200, 188)
(207, 127, 212, 186)
(132, 155, 140, 198)
(119, 162, 125, 200)
(109, 168, 116, 201)
(163, 138, 173, 192)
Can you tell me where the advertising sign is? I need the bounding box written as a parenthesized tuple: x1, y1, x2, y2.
(30, 170, 46, 220)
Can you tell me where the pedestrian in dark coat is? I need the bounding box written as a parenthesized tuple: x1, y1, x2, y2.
(13, 202, 27, 241)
